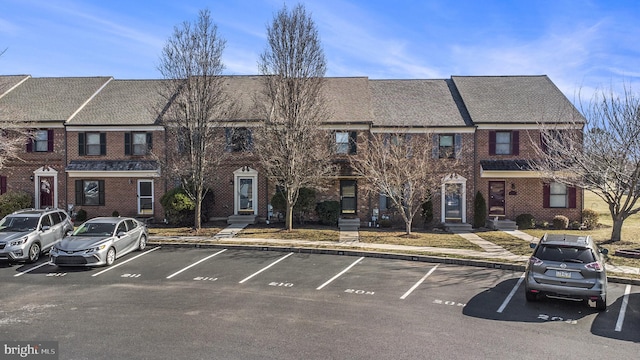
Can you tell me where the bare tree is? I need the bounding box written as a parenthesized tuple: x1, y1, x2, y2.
(253, 4, 334, 231)
(531, 84, 640, 242)
(351, 131, 466, 235)
(157, 9, 238, 230)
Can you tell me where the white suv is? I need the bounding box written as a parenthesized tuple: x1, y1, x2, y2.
(0, 209, 74, 263)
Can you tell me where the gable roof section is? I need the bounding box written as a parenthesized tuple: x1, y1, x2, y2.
(323, 77, 371, 123)
(451, 75, 584, 124)
(68, 79, 167, 126)
(0, 75, 30, 98)
(218, 76, 372, 123)
(0, 76, 112, 123)
(369, 79, 468, 128)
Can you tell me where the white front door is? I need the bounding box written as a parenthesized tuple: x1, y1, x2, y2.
(233, 167, 258, 215)
(138, 180, 154, 215)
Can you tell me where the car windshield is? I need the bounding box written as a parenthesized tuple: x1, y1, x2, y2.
(535, 245, 596, 263)
(0, 216, 39, 232)
(73, 222, 116, 237)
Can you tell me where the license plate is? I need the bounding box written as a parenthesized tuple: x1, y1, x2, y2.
(556, 270, 572, 278)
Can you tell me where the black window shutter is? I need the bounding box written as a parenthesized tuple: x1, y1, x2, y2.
(26, 139, 33, 152)
(78, 133, 85, 156)
(75, 180, 83, 205)
(0, 175, 6, 194)
(146, 133, 153, 151)
(98, 180, 105, 205)
(349, 131, 357, 154)
(100, 133, 106, 155)
(543, 183, 550, 208)
(512, 131, 520, 156)
(432, 134, 439, 158)
(224, 128, 232, 152)
(488, 131, 496, 155)
(540, 133, 548, 153)
(47, 129, 54, 152)
(568, 186, 577, 208)
(124, 133, 131, 155)
(246, 130, 253, 151)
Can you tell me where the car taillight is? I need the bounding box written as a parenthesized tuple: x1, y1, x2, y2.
(585, 262, 603, 272)
(529, 256, 543, 266)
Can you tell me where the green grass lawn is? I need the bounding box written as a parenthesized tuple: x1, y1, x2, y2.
(520, 191, 640, 269)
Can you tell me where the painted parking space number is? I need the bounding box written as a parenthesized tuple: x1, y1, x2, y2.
(269, 282, 294, 287)
(194, 276, 218, 281)
(433, 299, 466, 307)
(345, 289, 374, 295)
(121, 273, 141, 278)
(46, 272, 67, 277)
(538, 314, 577, 324)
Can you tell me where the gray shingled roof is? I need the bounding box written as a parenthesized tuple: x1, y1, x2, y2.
(219, 76, 372, 123)
(68, 79, 167, 125)
(451, 75, 584, 124)
(66, 160, 159, 172)
(0, 76, 112, 123)
(369, 79, 468, 127)
(0, 75, 29, 97)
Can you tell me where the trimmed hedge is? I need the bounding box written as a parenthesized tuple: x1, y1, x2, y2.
(0, 191, 33, 218)
(515, 213, 535, 230)
(553, 215, 569, 230)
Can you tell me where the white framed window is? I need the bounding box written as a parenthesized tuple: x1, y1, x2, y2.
(86, 133, 101, 156)
(34, 130, 49, 152)
(495, 131, 511, 155)
(549, 182, 567, 208)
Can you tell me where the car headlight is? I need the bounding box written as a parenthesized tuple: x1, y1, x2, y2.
(85, 244, 107, 253)
(9, 237, 28, 246)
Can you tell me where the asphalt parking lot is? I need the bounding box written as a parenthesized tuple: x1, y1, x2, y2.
(0, 246, 638, 359)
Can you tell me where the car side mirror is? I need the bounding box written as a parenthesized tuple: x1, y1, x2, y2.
(600, 248, 609, 255)
(117, 231, 126, 238)
(41, 225, 51, 232)
(529, 243, 536, 249)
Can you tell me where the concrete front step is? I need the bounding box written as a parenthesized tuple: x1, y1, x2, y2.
(445, 223, 473, 233)
(486, 219, 518, 231)
(338, 217, 361, 230)
(227, 215, 257, 225)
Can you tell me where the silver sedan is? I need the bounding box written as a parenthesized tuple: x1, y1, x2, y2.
(50, 217, 148, 267)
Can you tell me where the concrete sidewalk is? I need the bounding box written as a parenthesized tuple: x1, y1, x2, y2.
(148, 224, 640, 277)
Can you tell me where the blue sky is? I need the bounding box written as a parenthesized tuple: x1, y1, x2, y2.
(1, 0, 639, 100)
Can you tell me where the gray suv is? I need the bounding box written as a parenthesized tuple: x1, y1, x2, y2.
(524, 233, 608, 311)
(0, 209, 74, 263)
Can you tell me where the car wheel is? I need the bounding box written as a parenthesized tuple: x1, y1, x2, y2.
(595, 296, 607, 311)
(138, 235, 147, 251)
(105, 247, 116, 266)
(525, 290, 538, 302)
(27, 243, 41, 263)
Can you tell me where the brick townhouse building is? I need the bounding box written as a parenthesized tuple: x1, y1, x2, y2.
(0, 74, 584, 229)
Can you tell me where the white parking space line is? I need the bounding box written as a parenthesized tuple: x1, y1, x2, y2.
(615, 284, 632, 332)
(166, 249, 227, 279)
(13, 261, 51, 277)
(238, 252, 294, 284)
(316, 257, 364, 290)
(497, 272, 525, 313)
(91, 246, 161, 277)
(400, 264, 440, 300)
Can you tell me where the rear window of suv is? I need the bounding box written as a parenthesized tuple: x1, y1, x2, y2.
(535, 245, 596, 263)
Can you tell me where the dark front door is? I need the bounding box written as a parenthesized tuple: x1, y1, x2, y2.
(340, 180, 357, 215)
(488, 181, 505, 216)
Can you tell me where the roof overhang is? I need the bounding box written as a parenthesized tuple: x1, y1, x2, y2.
(67, 170, 160, 178)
